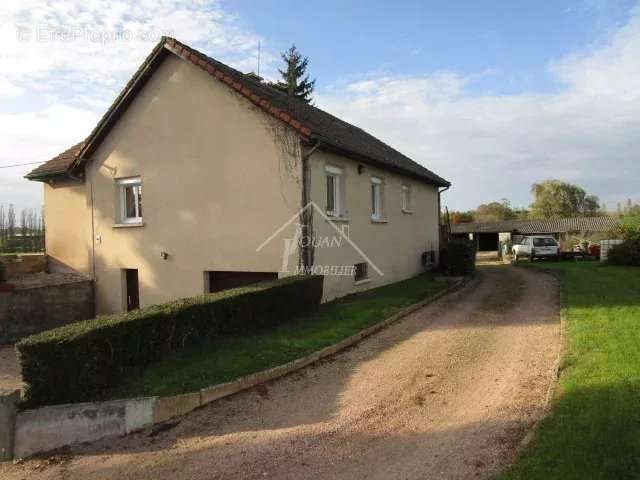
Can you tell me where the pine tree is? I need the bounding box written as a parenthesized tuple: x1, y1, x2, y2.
(273, 45, 316, 103)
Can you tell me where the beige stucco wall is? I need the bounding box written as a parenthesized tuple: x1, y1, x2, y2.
(309, 149, 440, 301)
(43, 181, 91, 274)
(83, 54, 302, 314)
(41, 51, 441, 314)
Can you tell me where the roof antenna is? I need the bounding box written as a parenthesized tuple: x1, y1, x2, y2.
(257, 41, 261, 77)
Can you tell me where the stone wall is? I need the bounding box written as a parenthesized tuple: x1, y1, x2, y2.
(0, 278, 94, 344)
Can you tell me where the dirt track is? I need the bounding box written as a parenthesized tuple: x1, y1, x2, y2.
(0, 265, 560, 480)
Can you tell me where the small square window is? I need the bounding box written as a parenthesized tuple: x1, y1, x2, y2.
(402, 184, 412, 212)
(117, 177, 143, 224)
(354, 262, 368, 282)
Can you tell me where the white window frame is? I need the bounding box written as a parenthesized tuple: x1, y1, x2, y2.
(402, 184, 413, 212)
(117, 177, 143, 224)
(371, 176, 382, 220)
(325, 165, 343, 217)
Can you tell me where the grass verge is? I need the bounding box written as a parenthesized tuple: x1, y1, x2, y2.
(112, 273, 452, 399)
(500, 262, 640, 480)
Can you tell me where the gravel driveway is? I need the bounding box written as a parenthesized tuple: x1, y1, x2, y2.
(1, 265, 560, 480)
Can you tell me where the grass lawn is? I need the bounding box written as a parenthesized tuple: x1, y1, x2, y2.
(500, 261, 640, 480)
(112, 273, 452, 399)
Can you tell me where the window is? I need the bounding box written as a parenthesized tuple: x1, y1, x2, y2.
(354, 262, 368, 282)
(402, 184, 412, 212)
(325, 166, 343, 217)
(533, 237, 558, 247)
(371, 176, 382, 220)
(117, 177, 142, 224)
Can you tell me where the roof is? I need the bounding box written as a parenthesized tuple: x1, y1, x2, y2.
(450, 216, 620, 235)
(26, 142, 85, 179)
(27, 37, 449, 187)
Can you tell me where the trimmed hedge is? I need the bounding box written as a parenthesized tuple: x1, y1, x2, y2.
(607, 239, 640, 266)
(17, 275, 323, 408)
(442, 238, 477, 275)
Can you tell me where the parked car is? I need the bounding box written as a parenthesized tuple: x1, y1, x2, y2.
(512, 236, 560, 261)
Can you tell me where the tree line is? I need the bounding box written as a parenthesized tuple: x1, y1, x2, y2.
(448, 179, 635, 224)
(0, 205, 45, 254)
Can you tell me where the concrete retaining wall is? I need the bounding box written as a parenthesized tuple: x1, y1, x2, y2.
(14, 397, 156, 458)
(0, 279, 94, 344)
(0, 277, 466, 460)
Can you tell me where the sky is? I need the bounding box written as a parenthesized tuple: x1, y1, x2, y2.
(1, 0, 639, 213)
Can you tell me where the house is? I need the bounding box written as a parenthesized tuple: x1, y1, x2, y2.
(27, 37, 450, 315)
(450, 216, 619, 251)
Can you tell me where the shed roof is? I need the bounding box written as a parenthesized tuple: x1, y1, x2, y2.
(450, 216, 620, 235)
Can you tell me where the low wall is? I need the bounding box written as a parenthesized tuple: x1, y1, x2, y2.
(1, 253, 46, 279)
(0, 277, 467, 460)
(14, 397, 155, 458)
(0, 279, 94, 344)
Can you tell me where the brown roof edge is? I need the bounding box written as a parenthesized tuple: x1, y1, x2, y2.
(162, 38, 314, 140)
(25, 142, 86, 180)
(74, 39, 171, 164)
(313, 138, 450, 187)
(28, 36, 449, 187)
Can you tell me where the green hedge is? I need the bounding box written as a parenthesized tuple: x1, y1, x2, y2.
(17, 275, 323, 408)
(607, 239, 640, 266)
(442, 238, 477, 275)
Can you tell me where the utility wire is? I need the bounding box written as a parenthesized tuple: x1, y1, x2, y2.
(0, 161, 45, 169)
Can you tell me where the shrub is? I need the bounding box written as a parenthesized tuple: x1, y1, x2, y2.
(607, 239, 640, 266)
(17, 275, 323, 408)
(618, 213, 640, 242)
(442, 238, 477, 275)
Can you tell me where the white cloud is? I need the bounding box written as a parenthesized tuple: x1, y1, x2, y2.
(0, 104, 100, 209)
(318, 6, 640, 211)
(0, 78, 24, 99)
(0, 0, 265, 211)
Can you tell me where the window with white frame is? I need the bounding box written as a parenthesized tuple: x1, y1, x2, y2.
(117, 177, 143, 224)
(402, 184, 412, 212)
(371, 176, 383, 220)
(325, 165, 343, 217)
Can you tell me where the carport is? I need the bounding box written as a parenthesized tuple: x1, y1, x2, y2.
(450, 216, 620, 252)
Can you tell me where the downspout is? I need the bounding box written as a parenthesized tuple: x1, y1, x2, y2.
(300, 138, 321, 271)
(68, 165, 96, 281)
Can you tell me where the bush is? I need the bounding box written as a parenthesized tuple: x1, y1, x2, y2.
(442, 238, 477, 275)
(607, 239, 640, 266)
(17, 275, 323, 408)
(618, 213, 640, 242)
